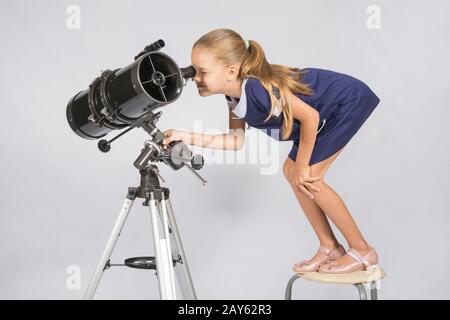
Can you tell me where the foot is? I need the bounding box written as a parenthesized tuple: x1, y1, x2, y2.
(318, 246, 379, 274)
(330, 246, 372, 265)
(293, 243, 346, 273)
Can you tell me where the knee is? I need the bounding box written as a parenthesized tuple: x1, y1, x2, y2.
(309, 166, 327, 185)
(308, 173, 328, 193)
(283, 158, 329, 191)
(309, 169, 327, 189)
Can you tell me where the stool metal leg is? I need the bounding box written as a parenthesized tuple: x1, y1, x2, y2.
(354, 283, 367, 300)
(370, 281, 378, 300)
(285, 274, 300, 300)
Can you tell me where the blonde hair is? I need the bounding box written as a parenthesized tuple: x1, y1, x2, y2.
(193, 28, 314, 140)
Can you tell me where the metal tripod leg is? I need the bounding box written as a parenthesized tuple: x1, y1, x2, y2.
(82, 184, 196, 300)
(83, 193, 135, 300)
(149, 192, 177, 299)
(164, 197, 197, 299)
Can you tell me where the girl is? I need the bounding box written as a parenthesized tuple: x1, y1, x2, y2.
(162, 29, 380, 274)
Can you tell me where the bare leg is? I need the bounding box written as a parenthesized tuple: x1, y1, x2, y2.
(284, 150, 341, 263)
(306, 150, 372, 264)
(284, 159, 339, 249)
(310, 181, 372, 264)
(312, 183, 370, 250)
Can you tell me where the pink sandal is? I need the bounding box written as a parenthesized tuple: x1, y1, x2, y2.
(318, 247, 379, 274)
(293, 244, 346, 273)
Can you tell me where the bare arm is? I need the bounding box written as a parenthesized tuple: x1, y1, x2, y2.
(185, 107, 245, 150)
(288, 91, 320, 166)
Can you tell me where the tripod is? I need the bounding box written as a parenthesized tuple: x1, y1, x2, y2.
(83, 161, 198, 300)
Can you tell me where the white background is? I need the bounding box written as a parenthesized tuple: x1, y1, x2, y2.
(0, 0, 449, 299)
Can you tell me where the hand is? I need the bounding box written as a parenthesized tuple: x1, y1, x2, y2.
(293, 165, 322, 199)
(162, 129, 190, 149)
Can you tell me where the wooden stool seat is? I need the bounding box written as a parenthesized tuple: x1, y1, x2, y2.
(285, 267, 387, 300)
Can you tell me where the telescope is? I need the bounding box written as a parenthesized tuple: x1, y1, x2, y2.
(66, 39, 204, 175)
(67, 40, 205, 300)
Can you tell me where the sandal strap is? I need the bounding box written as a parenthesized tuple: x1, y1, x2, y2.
(317, 246, 332, 255)
(318, 245, 342, 260)
(347, 248, 370, 267)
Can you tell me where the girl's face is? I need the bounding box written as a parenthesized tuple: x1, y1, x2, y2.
(191, 47, 239, 97)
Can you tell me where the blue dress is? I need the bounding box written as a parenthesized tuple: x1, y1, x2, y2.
(225, 67, 381, 165)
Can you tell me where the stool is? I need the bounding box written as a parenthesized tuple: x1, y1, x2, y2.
(285, 267, 386, 300)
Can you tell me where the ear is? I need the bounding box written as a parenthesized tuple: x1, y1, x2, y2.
(226, 64, 240, 80)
